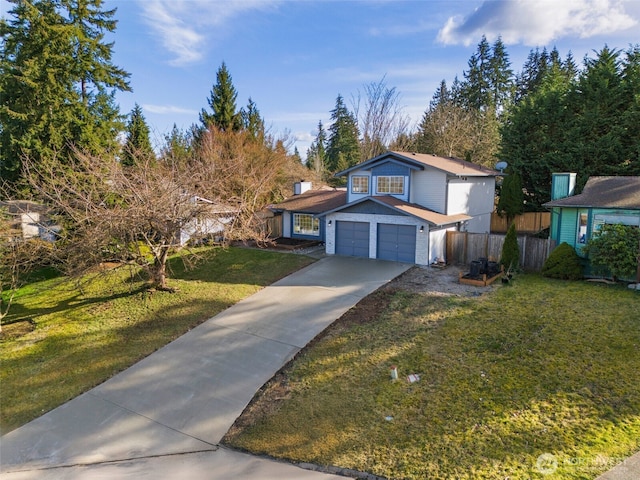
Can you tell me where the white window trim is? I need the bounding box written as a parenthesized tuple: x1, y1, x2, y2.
(351, 175, 369, 194)
(293, 213, 320, 236)
(376, 176, 404, 195)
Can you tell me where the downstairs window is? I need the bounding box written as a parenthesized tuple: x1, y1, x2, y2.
(293, 213, 320, 236)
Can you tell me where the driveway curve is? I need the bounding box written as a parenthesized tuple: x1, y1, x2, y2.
(0, 256, 410, 479)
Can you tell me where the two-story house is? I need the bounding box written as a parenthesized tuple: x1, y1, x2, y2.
(272, 151, 498, 264)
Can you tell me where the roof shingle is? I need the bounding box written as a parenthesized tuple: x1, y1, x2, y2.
(543, 176, 640, 209)
(269, 189, 347, 213)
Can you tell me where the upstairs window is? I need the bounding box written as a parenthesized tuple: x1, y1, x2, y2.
(293, 213, 320, 236)
(376, 176, 404, 195)
(351, 176, 369, 194)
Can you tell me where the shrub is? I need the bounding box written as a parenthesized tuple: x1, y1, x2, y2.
(500, 223, 520, 271)
(583, 223, 640, 281)
(542, 242, 583, 280)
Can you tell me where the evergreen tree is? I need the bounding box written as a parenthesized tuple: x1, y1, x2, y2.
(200, 61, 242, 132)
(305, 120, 327, 176)
(160, 124, 193, 165)
(66, 0, 130, 102)
(429, 80, 451, 109)
(418, 80, 500, 167)
(565, 46, 630, 181)
(487, 36, 513, 114)
(292, 146, 302, 164)
(500, 64, 574, 208)
(496, 172, 524, 225)
(122, 103, 154, 166)
(501, 222, 520, 272)
(620, 45, 640, 173)
(461, 35, 493, 111)
(0, 0, 131, 189)
(514, 47, 548, 102)
(326, 94, 360, 175)
(461, 36, 514, 115)
(241, 97, 265, 140)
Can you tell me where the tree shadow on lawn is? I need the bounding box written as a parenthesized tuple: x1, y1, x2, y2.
(2, 283, 149, 326)
(1, 294, 232, 434)
(166, 247, 314, 286)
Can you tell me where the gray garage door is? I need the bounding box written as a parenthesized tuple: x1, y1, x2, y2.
(335, 221, 370, 258)
(377, 224, 416, 263)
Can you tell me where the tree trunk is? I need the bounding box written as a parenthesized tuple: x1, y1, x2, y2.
(152, 248, 170, 290)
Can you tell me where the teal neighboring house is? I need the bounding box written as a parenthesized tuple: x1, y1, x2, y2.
(544, 174, 640, 255)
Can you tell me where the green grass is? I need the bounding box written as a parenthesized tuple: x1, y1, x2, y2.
(224, 275, 640, 479)
(0, 247, 314, 434)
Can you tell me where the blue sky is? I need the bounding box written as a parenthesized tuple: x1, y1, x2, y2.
(59, 1, 640, 156)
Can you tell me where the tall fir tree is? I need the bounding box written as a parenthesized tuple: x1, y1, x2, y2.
(241, 97, 265, 140)
(429, 80, 451, 109)
(500, 62, 575, 208)
(200, 61, 242, 132)
(305, 120, 327, 176)
(160, 124, 194, 165)
(292, 146, 302, 164)
(620, 45, 640, 172)
(326, 95, 360, 175)
(565, 46, 630, 180)
(122, 103, 154, 166)
(487, 36, 513, 115)
(0, 0, 131, 189)
(461, 35, 493, 111)
(496, 171, 524, 225)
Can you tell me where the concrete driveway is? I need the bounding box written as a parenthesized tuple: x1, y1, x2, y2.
(0, 256, 410, 479)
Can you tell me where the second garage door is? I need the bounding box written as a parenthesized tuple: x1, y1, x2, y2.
(335, 221, 370, 258)
(377, 224, 416, 263)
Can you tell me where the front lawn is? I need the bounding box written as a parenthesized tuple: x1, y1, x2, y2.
(224, 274, 640, 479)
(0, 247, 314, 434)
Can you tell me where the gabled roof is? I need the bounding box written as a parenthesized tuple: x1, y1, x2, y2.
(543, 176, 640, 209)
(334, 151, 499, 177)
(322, 195, 471, 227)
(269, 189, 347, 214)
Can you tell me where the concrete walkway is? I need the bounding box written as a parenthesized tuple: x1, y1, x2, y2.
(596, 452, 640, 480)
(0, 256, 410, 479)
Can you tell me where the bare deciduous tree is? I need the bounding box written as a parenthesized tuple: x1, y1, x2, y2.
(195, 128, 309, 240)
(21, 128, 304, 292)
(416, 102, 499, 167)
(23, 153, 221, 290)
(352, 76, 412, 159)
(0, 208, 51, 331)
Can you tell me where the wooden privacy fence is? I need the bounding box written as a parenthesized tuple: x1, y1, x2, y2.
(446, 231, 556, 272)
(263, 215, 282, 238)
(490, 211, 550, 234)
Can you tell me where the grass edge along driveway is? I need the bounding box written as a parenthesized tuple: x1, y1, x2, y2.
(0, 247, 315, 434)
(225, 274, 640, 480)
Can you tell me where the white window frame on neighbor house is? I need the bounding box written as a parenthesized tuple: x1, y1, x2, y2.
(577, 210, 588, 244)
(293, 213, 320, 236)
(376, 176, 404, 194)
(351, 175, 369, 194)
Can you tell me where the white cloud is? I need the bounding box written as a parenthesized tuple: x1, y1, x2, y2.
(137, 0, 282, 66)
(143, 104, 198, 115)
(294, 131, 314, 143)
(437, 0, 637, 46)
